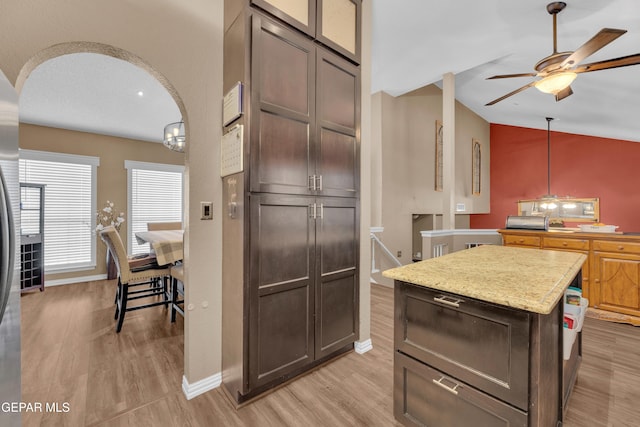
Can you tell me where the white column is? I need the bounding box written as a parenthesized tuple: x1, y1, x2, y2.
(442, 72, 456, 229)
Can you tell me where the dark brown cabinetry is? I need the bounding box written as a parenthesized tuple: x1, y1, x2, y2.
(394, 277, 580, 427)
(222, 0, 360, 404)
(249, 14, 359, 197)
(248, 194, 358, 390)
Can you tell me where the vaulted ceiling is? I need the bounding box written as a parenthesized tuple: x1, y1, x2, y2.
(18, 0, 640, 143)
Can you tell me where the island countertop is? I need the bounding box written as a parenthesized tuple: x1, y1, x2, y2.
(382, 245, 586, 314)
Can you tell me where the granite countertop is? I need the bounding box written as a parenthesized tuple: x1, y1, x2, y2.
(382, 245, 586, 314)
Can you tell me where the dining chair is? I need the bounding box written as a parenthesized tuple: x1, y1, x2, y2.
(170, 264, 185, 322)
(147, 221, 182, 231)
(99, 226, 171, 333)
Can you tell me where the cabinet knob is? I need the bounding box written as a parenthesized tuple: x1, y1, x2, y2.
(518, 239, 524, 243)
(618, 245, 624, 250)
(595, 279, 600, 283)
(562, 242, 568, 246)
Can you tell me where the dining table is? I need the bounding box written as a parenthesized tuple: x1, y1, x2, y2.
(135, 229, 184, 266)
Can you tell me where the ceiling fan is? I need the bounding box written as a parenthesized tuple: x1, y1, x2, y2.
(485, 1, 640, 106)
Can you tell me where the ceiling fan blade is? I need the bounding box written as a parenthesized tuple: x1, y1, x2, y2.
(486, 72, 538, 80)
(555, 85, 573, 101)
(485, 81, 537, 106)
(561, 28, 626, 68)
(574, 53, 640, 73)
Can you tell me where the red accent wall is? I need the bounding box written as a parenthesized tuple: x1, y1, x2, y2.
(470, 123, 640, 232)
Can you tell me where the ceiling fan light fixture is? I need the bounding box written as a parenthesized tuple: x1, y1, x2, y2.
(534, 71, 577, 94)
(163, 120, 186, 153)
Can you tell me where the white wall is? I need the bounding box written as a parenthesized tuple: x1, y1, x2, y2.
(375, 85, 491, 271)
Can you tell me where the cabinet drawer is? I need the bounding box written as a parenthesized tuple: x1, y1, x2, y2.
(394, 352, 527, 427)
(544, 236, 589, 250)
(502, 234, 540, 247)
(395, 283, 530, 410)
(593, 239, 640, 255)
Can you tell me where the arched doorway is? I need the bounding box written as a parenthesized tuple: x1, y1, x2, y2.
(16, 43, 189, 425)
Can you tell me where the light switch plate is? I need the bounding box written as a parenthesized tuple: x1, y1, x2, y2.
(201, 202, 213, 220)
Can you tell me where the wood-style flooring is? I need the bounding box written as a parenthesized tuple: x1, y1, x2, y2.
(21, 280, 640, 426)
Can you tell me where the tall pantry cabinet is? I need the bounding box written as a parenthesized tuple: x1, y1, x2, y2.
(222, 0, 361, 404)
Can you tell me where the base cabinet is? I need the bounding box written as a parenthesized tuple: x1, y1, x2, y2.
(395, 352, 527, 427)
(248, 194, 358, 391)
(393, 278, 580, 427)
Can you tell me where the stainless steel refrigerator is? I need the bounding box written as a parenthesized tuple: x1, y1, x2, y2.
(0, 69, 21, 427)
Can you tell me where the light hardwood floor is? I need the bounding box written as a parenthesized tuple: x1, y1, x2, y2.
(21, 280, 640, 426)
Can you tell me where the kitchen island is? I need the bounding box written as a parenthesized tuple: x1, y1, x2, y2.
(383, 245, 586, 427)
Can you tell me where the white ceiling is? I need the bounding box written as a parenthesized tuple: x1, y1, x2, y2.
(20, 53, 180, 143)
(18, 0, 640, 143)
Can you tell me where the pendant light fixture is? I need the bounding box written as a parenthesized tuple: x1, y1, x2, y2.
(163, 120, 186, 153)
(539, 117, 557, 209)
(536, 117, 577, 213)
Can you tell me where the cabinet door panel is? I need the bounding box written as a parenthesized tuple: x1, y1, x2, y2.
(259, 28, 312, 114)
(317, 0, 361, 63)
(257, 286, 312, 377)
(249, 194, 315, 388)
(394, 352, 528, 427)
(257, 111, 312, 194)
(315, 197, 358, 357)
(251, 15, 315, 194)
(251, 0, 316, 38)
(594, 252, 640, 316)
(318, 50, 358, 130)
(316, 48, 359, 197)
(318, 129, 357, 196)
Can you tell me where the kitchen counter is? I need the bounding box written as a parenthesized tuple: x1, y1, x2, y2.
(499, 228, 640, 324)
(388, 244, 586, 426)
(383, 244, 586, 314)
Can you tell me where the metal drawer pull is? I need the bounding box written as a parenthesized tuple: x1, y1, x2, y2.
(432, 376, 460, 395)
(433, 295, 462, 308)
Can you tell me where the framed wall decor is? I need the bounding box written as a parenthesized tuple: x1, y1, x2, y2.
(435, 120, 443, 191)
(472, 138, 481, 195)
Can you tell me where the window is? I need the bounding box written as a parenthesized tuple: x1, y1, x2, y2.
(19, 150, 99, 272)
(125, 160, 184, 255)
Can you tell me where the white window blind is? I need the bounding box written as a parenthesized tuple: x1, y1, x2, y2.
(125, 161, 184, 255)
(19, 150, 98, 272)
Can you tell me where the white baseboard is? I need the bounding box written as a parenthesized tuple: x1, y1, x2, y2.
(45, 274, 108, 287)
(182, 372, 222, 400)
(354, 339, 373, 354)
